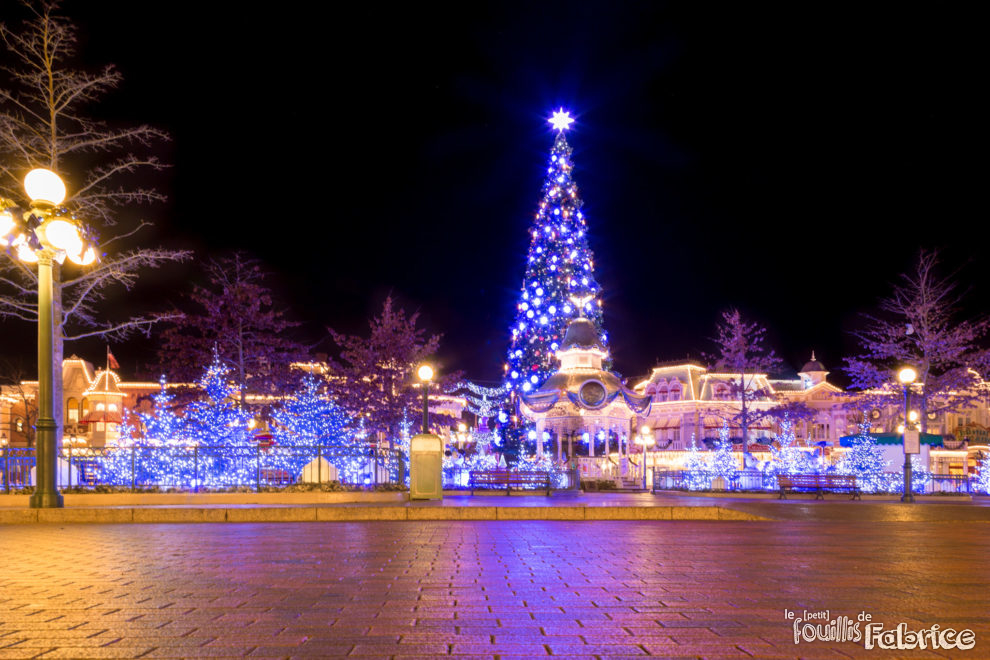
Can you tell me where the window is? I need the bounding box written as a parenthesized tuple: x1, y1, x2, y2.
(669, 383, 681, 401)
(81, 398, 90, 417)
(108, 403, 118, 412)
(15, 417, 24, 433)
(657, 386, 668, 402)
(66, 397, 79, 423)
(672, 429, 680, 444)
(96, 402, 106, 411)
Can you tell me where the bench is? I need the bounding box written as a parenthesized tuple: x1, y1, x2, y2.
(778, 474, 861, 500)
(469, 469, 551, 495)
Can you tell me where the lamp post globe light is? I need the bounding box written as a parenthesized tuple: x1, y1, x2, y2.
(1, 168, 96, 508)
(898, 366, 918, 503)
(417, 364, 434, 435)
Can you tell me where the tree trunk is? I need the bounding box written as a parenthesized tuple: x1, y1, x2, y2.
(237, 322, 246, 411)
(52, 272, 64, 456)
(740, 373, 749, 456)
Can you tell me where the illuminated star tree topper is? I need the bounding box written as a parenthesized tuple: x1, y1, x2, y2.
(549, 109, 574, 132)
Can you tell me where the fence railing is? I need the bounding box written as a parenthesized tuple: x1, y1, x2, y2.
(1, 445, 405, 492)
(652, 468, 979, 495)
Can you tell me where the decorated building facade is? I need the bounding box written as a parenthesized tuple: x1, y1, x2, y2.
(519, 316, 650, 460)
(0, 356, 160, 448)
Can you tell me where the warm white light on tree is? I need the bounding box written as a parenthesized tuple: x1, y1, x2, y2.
(23, 168, 66, 207)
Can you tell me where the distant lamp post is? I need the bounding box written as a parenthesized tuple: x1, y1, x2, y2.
(1, 169, 96, 509)
(634, 424, 656, 490)
(417, 364, 434, 434)
(898, 366, 918, 503)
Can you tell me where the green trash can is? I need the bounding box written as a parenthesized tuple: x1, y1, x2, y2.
(409, 433, 443, 500)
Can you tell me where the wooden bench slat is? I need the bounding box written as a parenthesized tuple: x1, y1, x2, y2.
(778, 473, 861, 501)
(469, 469, 552, 495)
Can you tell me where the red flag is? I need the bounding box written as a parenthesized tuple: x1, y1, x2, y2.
(107, 348, 120, 370)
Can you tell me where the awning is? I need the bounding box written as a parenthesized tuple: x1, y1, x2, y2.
(839, 432, 943, 448)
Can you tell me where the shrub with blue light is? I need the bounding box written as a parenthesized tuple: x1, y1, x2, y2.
(876, 456, 931, 494)
(515, 450, 569, 488)
(505, 110, 606, 396)
(836, 421, 890, 493)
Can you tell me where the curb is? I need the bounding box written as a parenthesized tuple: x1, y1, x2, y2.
(0, 504, 770, 524)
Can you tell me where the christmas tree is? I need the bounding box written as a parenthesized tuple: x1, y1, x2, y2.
(976, 455, 990, 494)
(98, 376, 196, 488)
(711, 423, 737, 484)
(184, 349, 254, 447)
(767, 414, 818, 478)
(504, 110, 606, 395)
(683, 435, 711, 490)
(271, 375, 351, 448)
(836, 419, 890, 493)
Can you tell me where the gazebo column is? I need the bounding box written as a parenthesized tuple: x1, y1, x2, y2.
(535, 419, 544, 457)
(589, 428, 595, 457)
(567, 431, 573, 460)
(557, 432, 563, 461)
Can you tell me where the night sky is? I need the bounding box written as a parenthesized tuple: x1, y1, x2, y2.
(2, 2, 985, 386)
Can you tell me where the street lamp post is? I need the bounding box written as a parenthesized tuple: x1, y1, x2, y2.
(417, 364, 434, 435)
(898, 366, 918, 503)
(635, 424, 656, 490)
(1, 169, 95, 509)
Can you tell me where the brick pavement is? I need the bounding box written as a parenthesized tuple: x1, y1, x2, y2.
(0, 521, 987, 659)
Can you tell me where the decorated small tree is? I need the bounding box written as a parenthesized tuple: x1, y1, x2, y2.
(975, 455, 990, 495)
(710, 424, 737, 488)
(768, 414, 819, 479)
(683, 435, 711, 490)
(182, 351, 254, 487)
(836, 420, 890, 493)
(98, 376, 195, 488)
(272, 375, 350, 447)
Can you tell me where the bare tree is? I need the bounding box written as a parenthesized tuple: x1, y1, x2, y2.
(155, 253, 309, 409)
(844, 250, 989, 432)
(0, 357, 37, 446)
(0, 2, 189, 439)
(706, 308, 784, 455)
(329, 296, 460, 449)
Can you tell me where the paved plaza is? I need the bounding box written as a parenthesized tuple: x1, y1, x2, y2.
(1, 516, 988, 659)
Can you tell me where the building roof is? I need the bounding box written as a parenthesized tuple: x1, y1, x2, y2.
(800, 351, 827, 373)
(559, 317, 606, 352)
(85, 370, 123, 396)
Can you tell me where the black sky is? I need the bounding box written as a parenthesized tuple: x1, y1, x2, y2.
(3, 1, 986, 385)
